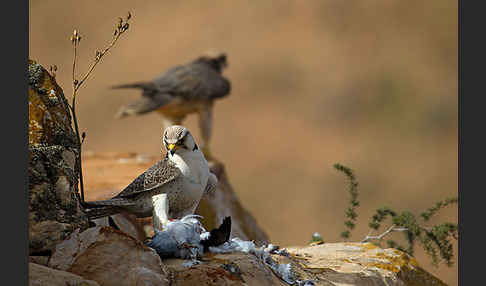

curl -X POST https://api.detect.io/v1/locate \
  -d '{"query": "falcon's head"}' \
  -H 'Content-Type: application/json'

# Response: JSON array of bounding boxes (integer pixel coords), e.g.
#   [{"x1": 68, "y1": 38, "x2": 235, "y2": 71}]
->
[
  {"x1": 163, "y1": 125, "x2": 198, "y2": 156},
  {"x1": 195, "y1": 51, "x2": 228, "y2": 73}
]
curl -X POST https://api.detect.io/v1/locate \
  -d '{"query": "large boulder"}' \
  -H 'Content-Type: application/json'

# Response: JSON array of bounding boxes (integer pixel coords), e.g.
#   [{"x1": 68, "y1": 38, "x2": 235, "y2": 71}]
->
[
  {"x1": 91, "y1": 212, "x2": 147, "y2": 242},
  {"x1": 29, "y1": 263, "x2": 100, "y2": 286},
  {"x1": 165, "y1": 252, "x2": 286, "y2": 286},
  {"x1": 28, "y1": 59, "x2": 88, "y2": 255},
  {"x1": 29, "y1": 59, "x2": 76, "y2": 147},
  {"x1": 163, "y1": 242, "x2": 448, "y2": 286},
  {"x1": 48, "y1": 226, "x2": 170, "y2": 286},
  {"x1": 282, "y1": 243, "x2": 448, "y2": 286}
]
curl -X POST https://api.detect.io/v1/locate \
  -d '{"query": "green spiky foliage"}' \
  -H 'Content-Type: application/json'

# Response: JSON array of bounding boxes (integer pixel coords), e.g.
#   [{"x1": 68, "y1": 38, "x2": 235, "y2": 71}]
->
[
  {"x1": 333, "y1": 163, "x2": 359, "y2": 240},
  {"x1": 334, "y1": 163, "x2": 458, "y2": 267}
]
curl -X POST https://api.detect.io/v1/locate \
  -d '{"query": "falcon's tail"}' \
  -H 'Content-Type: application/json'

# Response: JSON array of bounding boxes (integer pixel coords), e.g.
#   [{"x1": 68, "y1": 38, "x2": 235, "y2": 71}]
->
[
  {"x1": 84, "y1": 197, "x2": 132, "y2": 207},
  {"x1": 112, "y1": 81, "x2": 171, "y2": 119},
  {"x1": 84, "y1": 206, "x2": 123, "y2": 220}
]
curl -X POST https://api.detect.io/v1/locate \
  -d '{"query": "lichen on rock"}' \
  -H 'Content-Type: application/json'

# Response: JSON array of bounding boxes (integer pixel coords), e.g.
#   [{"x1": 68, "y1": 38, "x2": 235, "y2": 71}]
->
[
  {"x1": 28, "y1": 59, "x2": 75, "y2": 147},
  {"x1": 283, "y1": 243, "x2": 448, "y2": 286},
  {"x1": 28, "y1": 59, "x2": 88, "y2": 254}
]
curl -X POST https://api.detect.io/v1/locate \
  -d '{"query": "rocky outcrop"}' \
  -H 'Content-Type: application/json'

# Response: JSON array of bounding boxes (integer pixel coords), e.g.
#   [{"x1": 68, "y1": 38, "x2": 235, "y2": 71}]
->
[
  {"x1": 91, "y1": 213, "x2": 147, "y2": 242},
  {"x1": 163, "y1": 242, "x2": 448, "y2": 286},
  {"x1": 29, "y1": 263, "x2": 100, "y2": 286},
  {"x1": 165, "y1": 252, "x2": 286, "y2": 285},
  {"x1": 28, "y1": 59, "x2": 88, "y2": 255},
  {"x1": 28, "y1": 59, "x2": 76, "y2": 147},
  {"x1": 47, "y1": 228, "x2": 447, "y2": 286},
  {"x1": 283, "y1": 243, "x2": 448, "y2": 286},
  {"x1": 48, "y1": 226, "x2": 169, "y2": 286}
]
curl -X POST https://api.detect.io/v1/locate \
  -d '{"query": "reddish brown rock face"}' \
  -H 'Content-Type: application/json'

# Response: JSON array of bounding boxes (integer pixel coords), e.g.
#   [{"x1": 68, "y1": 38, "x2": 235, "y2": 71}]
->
[
  {"x1": 49, "y1": 226, "x2": 169, "y2": 286},
  {"x1": 29, "y1": 263, "x2": 100, "y2": 286}
]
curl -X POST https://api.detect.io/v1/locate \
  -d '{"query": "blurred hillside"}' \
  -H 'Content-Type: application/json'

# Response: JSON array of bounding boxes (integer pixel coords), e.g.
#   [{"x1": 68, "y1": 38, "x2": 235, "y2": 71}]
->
[{"x1": 29, "y1": 1, "x2": 457, "y2": 285}]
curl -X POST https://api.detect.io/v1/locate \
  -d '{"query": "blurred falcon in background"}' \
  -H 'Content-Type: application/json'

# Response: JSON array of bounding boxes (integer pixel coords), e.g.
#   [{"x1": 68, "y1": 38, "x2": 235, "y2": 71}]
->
[{"x1": 113, "y1": 51, "x2": 231, "y2": 158}]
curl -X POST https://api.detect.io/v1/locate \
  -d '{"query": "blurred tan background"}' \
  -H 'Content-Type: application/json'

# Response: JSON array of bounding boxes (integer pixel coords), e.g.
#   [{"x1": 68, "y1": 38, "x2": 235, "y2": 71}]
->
[{"x1": 29, "y1": 1, "x2": 458, "y2": 284}]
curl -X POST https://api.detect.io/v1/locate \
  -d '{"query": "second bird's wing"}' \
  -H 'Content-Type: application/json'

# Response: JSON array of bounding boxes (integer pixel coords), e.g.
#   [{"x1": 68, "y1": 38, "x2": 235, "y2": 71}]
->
[{"x1": 152, "y1": 63, "x2": 231, "y2": 101}]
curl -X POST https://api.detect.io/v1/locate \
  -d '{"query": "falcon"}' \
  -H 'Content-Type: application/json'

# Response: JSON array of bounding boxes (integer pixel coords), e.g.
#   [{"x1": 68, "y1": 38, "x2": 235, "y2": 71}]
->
[
  {"x1": 84, "y1": 125, "x2": 218, "y2": 231},
  {"x1": 113, "y1": 51, "x2": 231, "y2": 158}
]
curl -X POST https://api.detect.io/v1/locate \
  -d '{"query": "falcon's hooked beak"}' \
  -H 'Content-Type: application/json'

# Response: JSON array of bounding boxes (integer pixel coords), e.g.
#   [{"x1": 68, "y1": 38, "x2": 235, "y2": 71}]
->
[{"x1": 168, "y1": 144, "x2": 177, "y2": 155}]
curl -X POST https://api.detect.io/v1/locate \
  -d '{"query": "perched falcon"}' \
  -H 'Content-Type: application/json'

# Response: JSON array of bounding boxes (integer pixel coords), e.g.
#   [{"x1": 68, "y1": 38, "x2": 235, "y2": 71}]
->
[
  {"x1": 84, "y1": 125, "x2": 218, "y2": 231},
  {"x1": 113, "y1": 52, "x2": 231, "y2": 158}
]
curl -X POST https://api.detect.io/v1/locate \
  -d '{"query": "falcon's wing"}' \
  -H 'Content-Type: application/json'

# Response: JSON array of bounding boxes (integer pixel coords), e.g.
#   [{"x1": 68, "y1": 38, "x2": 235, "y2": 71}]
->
[
  {"x1": 114, "y1": 159, "x2": 182, "y2": 199},
  {"x1": 152, "y1": 63, "x2": 231, "y2": 100},
  {"x1": 204, "y1": 172, "x2": 218, "y2": 196}
]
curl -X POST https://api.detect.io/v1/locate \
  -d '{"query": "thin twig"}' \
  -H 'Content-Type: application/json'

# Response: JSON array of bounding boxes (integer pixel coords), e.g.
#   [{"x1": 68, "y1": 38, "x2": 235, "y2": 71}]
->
[
  {"x1": 68, "y1": 14, "x2": 131, "y2": 205},
  {"x1": 72, "y1": 32, "x2": 77, "y2": 92},
  {"x1": 364, "y1": 228, "x2": 374, "y2": 240},
  {"x1": 361, "y1": 225, "x2": 408, "y2": 243},
  {"x1": 70, "y1": 30, "x2": 85, "y2": 203},
  {"x1": 75, "y1": 33, "x2": 122, "y2": 91}
]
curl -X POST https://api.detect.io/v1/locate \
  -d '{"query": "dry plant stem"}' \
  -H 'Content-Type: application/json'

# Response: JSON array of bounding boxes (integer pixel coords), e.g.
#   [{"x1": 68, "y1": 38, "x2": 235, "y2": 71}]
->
[
  {"x1": 75, "y1": 33, "x2": 121, "y2": 92},
  {"x1": 361, "y1": 225, "x2": 408, "y2": 243},
  {"x1": 68, "y1": 22, "x2": 129, "y2": 205},
  {"x1": 70, "y1": 39, "x2": 86, "y2": 204}
]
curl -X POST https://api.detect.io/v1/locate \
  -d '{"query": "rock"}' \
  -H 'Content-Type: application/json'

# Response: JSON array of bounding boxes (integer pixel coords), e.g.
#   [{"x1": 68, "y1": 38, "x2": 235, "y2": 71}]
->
[
  {"x1": 91, "y1": 212, "x2": 147, "y2": 242},
  {"x1": 28, "y1": 59, "x2": 76, "y2": 147},
  {"x1": 29, "y1": 256, "x2": 50, "y2": 266},
  {"x1": 65, "y1": 235, "x2": 445, "y2": 286},
  {"x1": 29, "y1": 263, "x2": 100, "y2": 286},
  {"x1": 29, "y1": 147, "x2": 89, "y2": 254},
  {"x1": 28, "y1": 59, "x2": 88, "y2": 255},
  {"x1": 164, "y1": 252, "x2": 286, "y2": 286},
  {"x1": 280, "y1": 242, "x2": 448, "y2": 286},
  {"x1": 109, "y1": 213, "x2": 147, "y2": 242},
  {"x1": 159, "y1": 242, "x2": 448, "y2": 286},
  {"x1": 49, "y1": 226, "x2": 169, "y2": 286}
]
